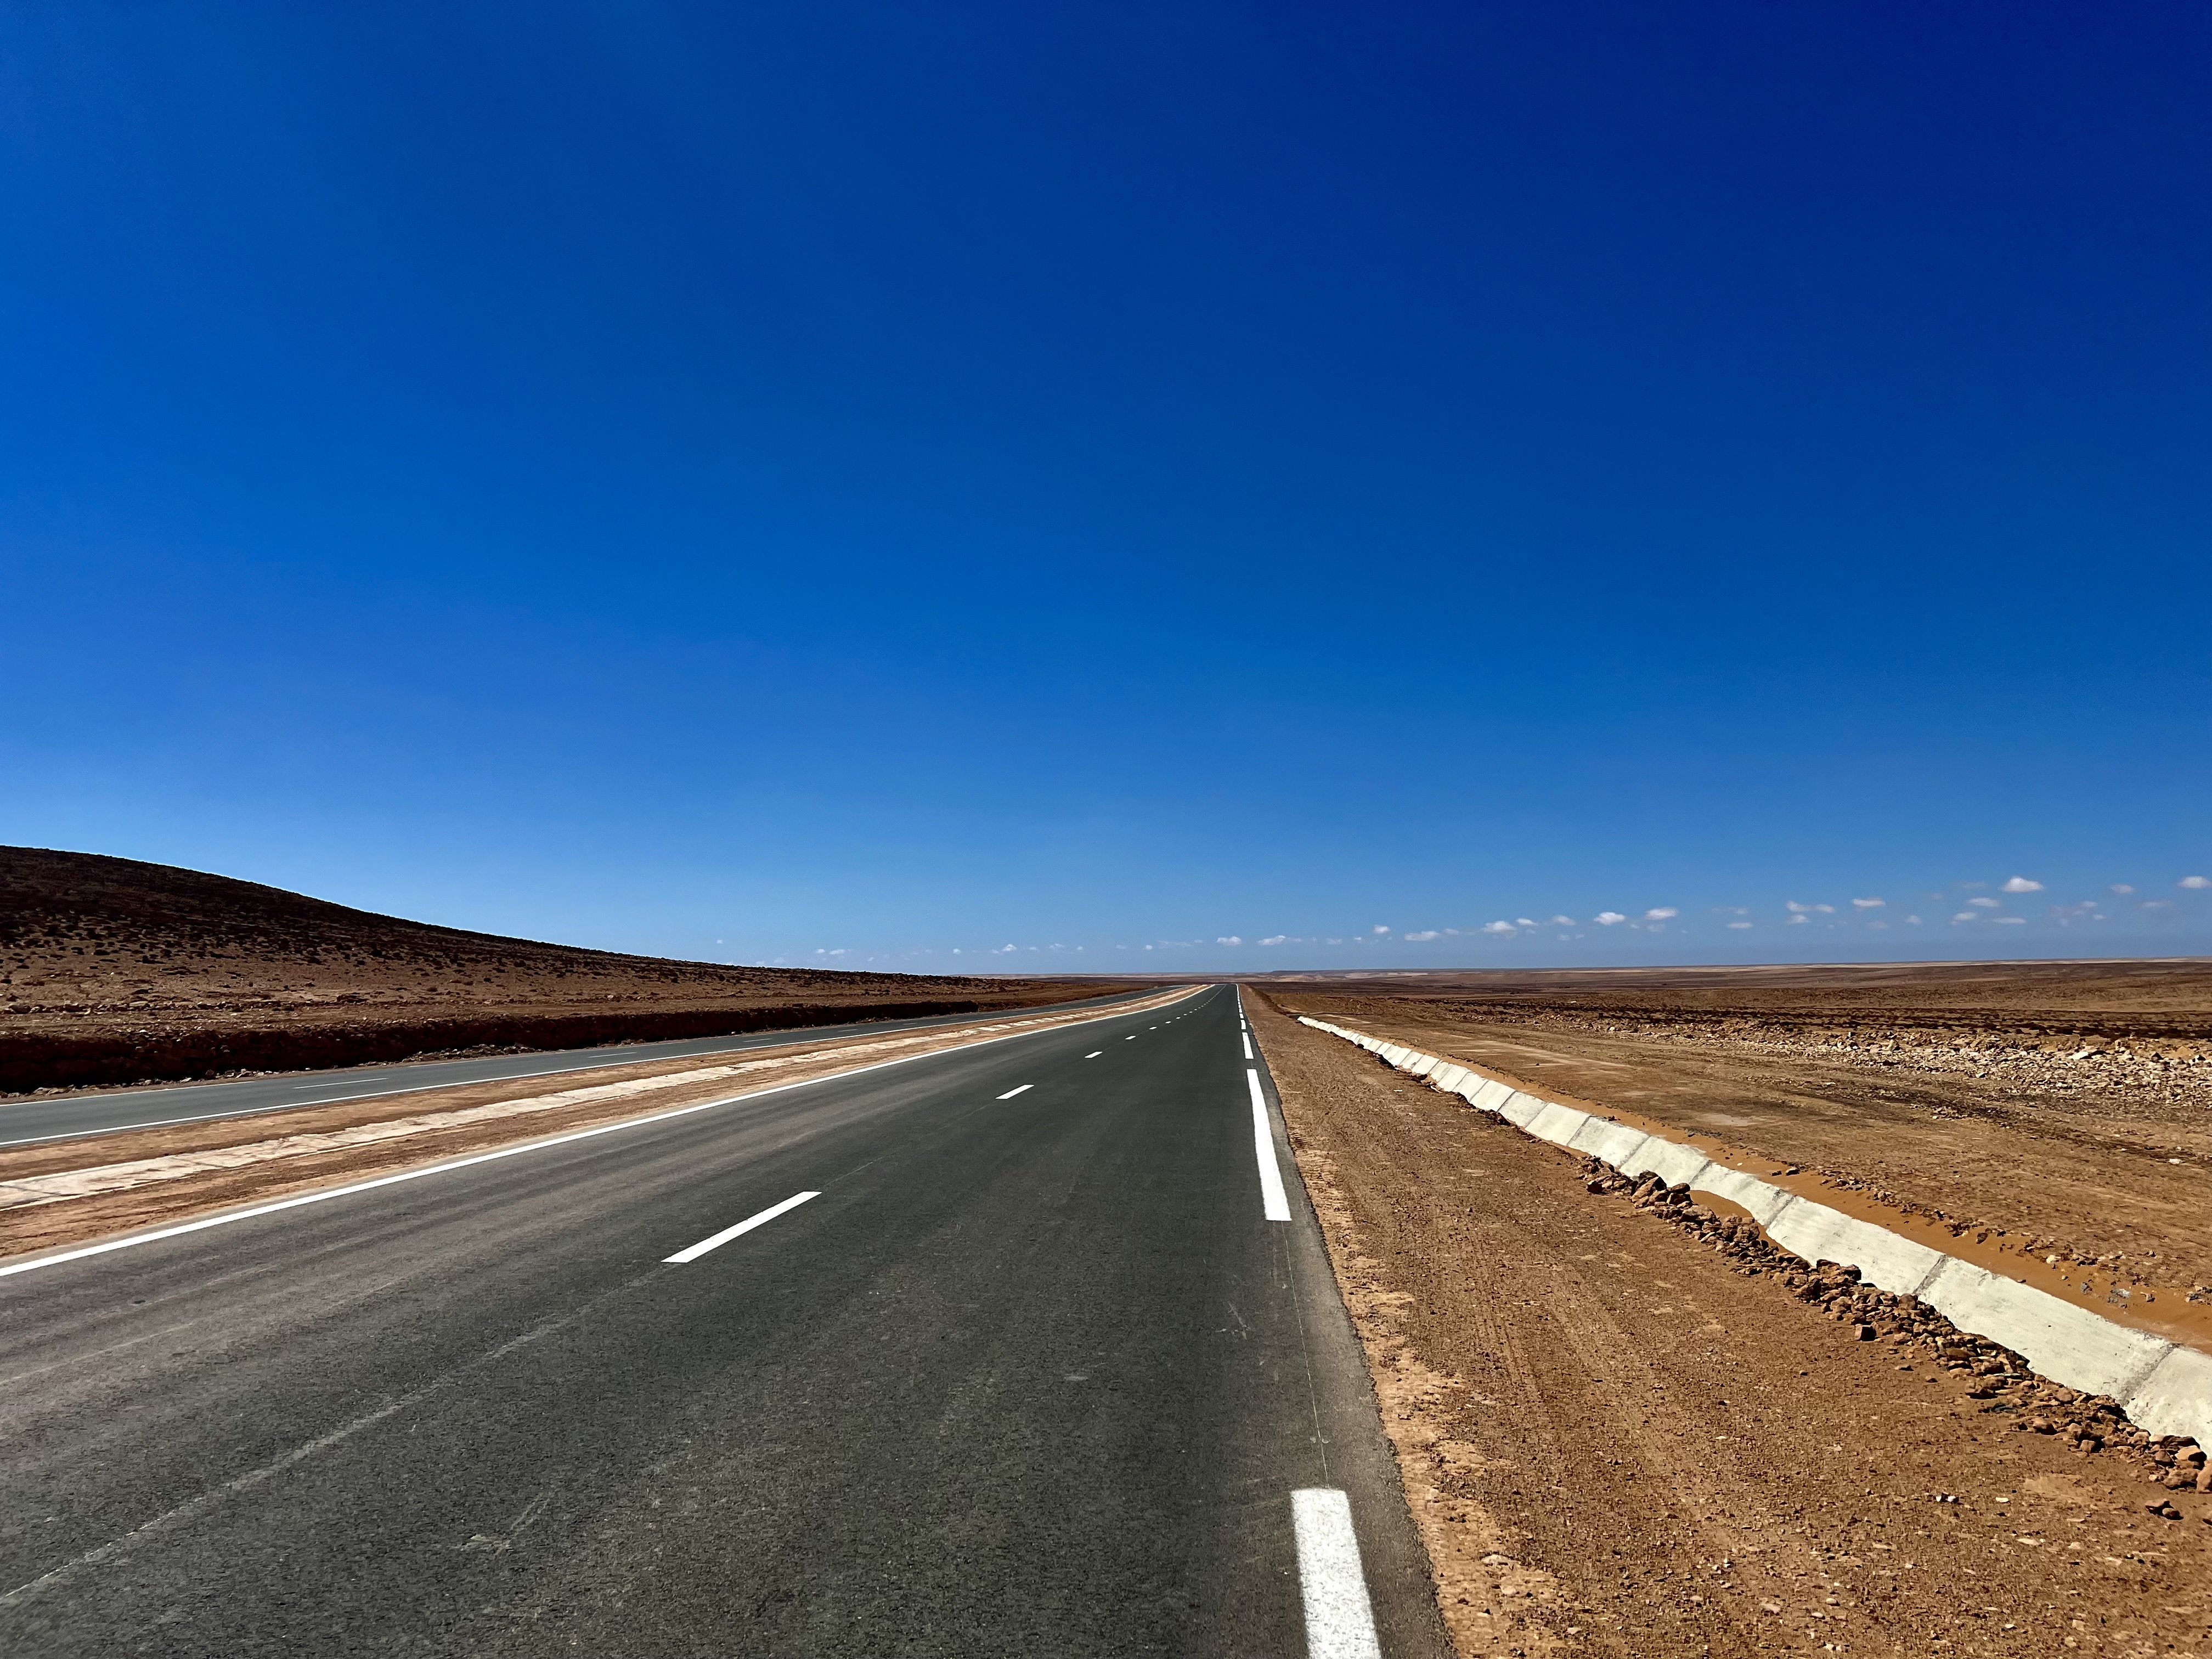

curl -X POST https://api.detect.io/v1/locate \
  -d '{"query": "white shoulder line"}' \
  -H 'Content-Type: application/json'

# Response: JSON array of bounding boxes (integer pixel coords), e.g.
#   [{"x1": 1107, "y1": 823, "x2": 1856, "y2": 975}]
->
[
  {"x1": 0, "y1": 988, "x2": 1206, "y2": 1280},
  {"x1": 1291, "y1": 1488, "x2": 1382, "y2": 1659},
  {"x1": 1249, "y1": 1069, "x2": 1291, "y2": 1222},
  {"x1": 1294, "y1": 1015, "x2": 2212, "y2": 1447}
]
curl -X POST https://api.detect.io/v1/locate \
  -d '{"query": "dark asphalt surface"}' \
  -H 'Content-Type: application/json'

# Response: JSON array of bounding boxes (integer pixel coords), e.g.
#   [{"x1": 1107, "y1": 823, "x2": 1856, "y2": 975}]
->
[
  {"x1": 0, "y1": 985, "x2": 1448, "y2": 1657},
  {"x1": 0, "y1": 986, "x2": 1163, "y2": 1152}
]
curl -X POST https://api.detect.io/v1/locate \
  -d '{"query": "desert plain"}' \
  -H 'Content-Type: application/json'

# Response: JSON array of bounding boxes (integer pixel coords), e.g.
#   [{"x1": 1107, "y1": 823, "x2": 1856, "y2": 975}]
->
[{"x1": 1242, "y1": 961, "x2": 2212, "y2": 1657}]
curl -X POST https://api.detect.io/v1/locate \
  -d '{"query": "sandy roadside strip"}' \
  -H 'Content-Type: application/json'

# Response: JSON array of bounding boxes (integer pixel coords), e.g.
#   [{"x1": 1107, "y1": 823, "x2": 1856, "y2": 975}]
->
[
  {"x1": 1268, "y1": 989, "x2": 2212, "y2": 1306},
  {"x1": 1291, "y1": 1008, "x2": 2212, "y2": 1448},
  {"x1": 1272, "y1": 999, "x2": 2212, "y2": 1355},
  {"x1": 0, "y1": 985, "x2": 1198, "y2": 1266},
  {"x1": 1246, "y1": 992, "x2": 2212, "y2": 1659}
]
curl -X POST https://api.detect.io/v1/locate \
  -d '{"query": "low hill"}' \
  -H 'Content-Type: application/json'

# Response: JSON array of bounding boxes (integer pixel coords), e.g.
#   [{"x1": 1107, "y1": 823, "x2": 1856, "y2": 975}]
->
[{"x1": 0, "y1": 847, "x2": 1127, "y2": 1093}]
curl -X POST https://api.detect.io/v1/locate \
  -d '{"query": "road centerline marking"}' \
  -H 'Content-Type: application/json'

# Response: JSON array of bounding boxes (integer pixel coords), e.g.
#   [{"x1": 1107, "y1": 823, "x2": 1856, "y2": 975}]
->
[
  {"x1": 1084, "y1": 1051, "x2": 1102, "y2": 1059},
  {"x1": 995, "y1": 1085, "x2": 1033, "y2": 1099},
  {"x1": 664, "y1": 1191, "x2": 819, "y2": 1263},
  {"x1": 1248, "y1": 1068, "x2": 1291, "y2": 1222},
  {"x1": 1291, "y1": 1488, "x2": 1383, "y2": 1659}
]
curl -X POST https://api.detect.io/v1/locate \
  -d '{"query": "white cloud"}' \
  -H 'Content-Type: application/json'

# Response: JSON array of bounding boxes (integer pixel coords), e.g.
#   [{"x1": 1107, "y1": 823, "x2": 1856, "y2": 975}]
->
[
  {"x1": 1549, "y1": 915, "x2": 1576, "y2": 926},
  {"x1": 2001, "y1": 876, "x2": 2044, "y2": 894},
  {"x1": 1711, "y1": 906, "x2": 1748, "y2": 915},
  {"x1": 2182, "y1": 876, "x2": 2211, "y2": 889},
  {"x1": 2141, "y1": 899, "x2": 2175, "y2": 911},
  {"x1": 1851, "y1": 897, "x2": 1884, "y2": 909},
  {"x1": 1404, "y1": 930, "x2": 1440, "y2": 941},
  {"x1": 1372, "y1": 924, "x2": 1391, "y2": 934},
  {"x1": 1260, "y1": 935, "x2": 1288, "y2": 946},
  {"x1": 1726, "y1": 921, "x2": 1753, "y2": 930},
  {"x1": 2110, "y1": 883, "x2": 2134, "y2": 895},
  {"x1": 1216, "y1": 935, "x2": 1243, "y2": 946},
  {"x1": 1951, "y1": 912, "x2": 1978, "y2": 923},
  {"x1": 1594, "y1": 911, "x2": 1626, "y2": 926},
  {"x1": 1903, "y1": 914, "x2": 1922, "y2": 924},
  {"x1": 1480, "y1": 921, "x2": 1517, "y2": 935},
  {"x1": 1787, "y1": 913, "x2": 1809, "y2": 925},
  {"x1": 1786, "y1": 901, "x2": 1836, "y2": 914},
  {"x1": 1993, "y1": 916, "x2": 2027, "y2": 924},
  {"x1": 1644, "y1": 907, "x2": 1678, "y2": 921},
  {"x1": 1966, "y1": 896, "x2": 2000, "y2": 909}
]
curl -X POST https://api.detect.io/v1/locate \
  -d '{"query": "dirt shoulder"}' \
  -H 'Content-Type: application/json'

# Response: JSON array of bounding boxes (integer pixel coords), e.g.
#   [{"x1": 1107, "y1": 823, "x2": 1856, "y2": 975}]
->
[
  {"x1": 0, "y1": 987, "x2": 1196, "y2": 1265},
  {"x1": 1248, "y1": 993, "x2": 2212, "y2": 1659},
  {"x1": 1259, "y1": 968, "x2": 2212, "y2": 1308}
]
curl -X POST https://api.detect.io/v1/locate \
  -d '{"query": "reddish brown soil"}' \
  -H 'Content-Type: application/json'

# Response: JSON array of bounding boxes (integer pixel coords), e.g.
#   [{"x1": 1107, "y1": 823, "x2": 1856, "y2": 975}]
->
[
  {"x1": 1248, "y1": 995, "x2": 2212, "y2": 1659},
  {"x1": 1251, "y1": 961, "x2": 2212, "y2": 1303},
  {"x1": 0, "y1": 848, "x2": 1144, "y2": 1094}
]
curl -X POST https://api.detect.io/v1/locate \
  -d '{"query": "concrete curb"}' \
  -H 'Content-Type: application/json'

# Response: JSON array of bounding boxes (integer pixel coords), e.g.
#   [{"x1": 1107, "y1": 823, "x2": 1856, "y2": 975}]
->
[{"x1": 1294, "y1": 1014, "x2": 2212, "y2": 1446}]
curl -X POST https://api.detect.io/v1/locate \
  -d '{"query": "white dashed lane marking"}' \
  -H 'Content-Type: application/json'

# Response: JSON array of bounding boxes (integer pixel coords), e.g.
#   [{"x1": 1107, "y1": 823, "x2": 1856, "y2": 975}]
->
[{"x1": 664, "y1": 1191, "x2": 820, "y2": 1265}]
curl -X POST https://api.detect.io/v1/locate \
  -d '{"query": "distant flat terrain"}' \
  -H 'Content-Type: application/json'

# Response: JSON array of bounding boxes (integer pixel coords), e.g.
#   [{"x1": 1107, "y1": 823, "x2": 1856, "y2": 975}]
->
[
  {"x1": 1249, "y1": 956, "x2": 2212, "y2": 1299},
  {"x1": 0, "y1": 848, "x2": 1128, "y2": 1094}
]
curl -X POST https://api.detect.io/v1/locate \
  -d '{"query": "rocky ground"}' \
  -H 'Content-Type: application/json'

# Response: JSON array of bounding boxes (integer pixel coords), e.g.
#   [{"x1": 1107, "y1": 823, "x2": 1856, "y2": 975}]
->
[
  {"x1": 1246, "y1": 992, "x2": 2212, "y2": 1659},
  {"x1": 1250, "y1": 960, "x2": 2212, "y2": 1313}
]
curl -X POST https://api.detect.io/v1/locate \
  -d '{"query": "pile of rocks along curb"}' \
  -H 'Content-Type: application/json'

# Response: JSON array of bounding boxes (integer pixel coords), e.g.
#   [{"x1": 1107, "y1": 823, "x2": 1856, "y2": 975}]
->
[{"x1": 1579, "y1": 1155, "x2": 2212, "y2": 1521}]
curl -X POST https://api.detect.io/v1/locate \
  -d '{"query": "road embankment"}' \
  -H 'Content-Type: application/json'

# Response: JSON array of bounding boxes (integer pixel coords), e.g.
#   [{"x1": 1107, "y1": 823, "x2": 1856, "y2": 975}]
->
[{"x1": 1245, "y1": 992, "x2": 2212, "y2": 1659}]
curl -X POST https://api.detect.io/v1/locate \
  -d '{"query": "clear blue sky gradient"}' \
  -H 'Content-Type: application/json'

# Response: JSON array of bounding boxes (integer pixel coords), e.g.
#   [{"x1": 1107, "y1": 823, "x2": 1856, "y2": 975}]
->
[{"x1": 4, "y1": 2, "x2": 2208, "y2": 972}]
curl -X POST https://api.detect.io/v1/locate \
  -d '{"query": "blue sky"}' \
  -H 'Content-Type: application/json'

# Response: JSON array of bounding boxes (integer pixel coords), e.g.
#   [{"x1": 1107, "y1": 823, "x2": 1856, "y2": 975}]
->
[{"x1": 3, "y1": 1, "x2": 2207, "y2": 973}]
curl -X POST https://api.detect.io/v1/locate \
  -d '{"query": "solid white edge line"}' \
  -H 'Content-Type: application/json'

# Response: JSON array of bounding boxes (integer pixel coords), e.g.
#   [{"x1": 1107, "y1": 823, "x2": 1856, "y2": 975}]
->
[
  {"x1": 663, "y1": 1190, "x2": 819, "y2": 1263},
  {"x1": 0, "y1": 986, "x2": 1209, "y2": 1280},
  {"x1": 1249, "y1": 1068, "x2": 1291, "y2": 1222},
  {"x1": 1291, "y1": 1488, "x2": 1383, "y2": 1659},
  {"x1": 996, "y1": 1084, "x2": 1033, "y2": 1099}
]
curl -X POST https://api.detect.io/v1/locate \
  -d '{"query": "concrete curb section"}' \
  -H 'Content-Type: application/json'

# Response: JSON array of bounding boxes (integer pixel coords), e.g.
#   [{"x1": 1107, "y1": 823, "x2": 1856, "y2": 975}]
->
[{"x1": 1294, "y1": 1015, "x2": 2212, "y2": 1447}]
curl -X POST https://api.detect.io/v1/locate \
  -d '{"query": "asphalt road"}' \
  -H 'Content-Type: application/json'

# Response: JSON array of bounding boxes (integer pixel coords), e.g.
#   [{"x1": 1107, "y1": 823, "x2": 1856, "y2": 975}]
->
[
  {"x1": 0, "y1": 985, "x2": 1447, "y2": 1657},
  {"x1": 0, "y1": 986, "x2": 1164, "y2": 1152}
]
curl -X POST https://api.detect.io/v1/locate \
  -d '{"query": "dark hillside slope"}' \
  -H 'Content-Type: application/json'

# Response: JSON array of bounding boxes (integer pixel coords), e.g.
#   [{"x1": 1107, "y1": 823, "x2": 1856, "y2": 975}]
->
[{"x1": 0, "y1": 848, "x2": 1124, "y2": 1093}]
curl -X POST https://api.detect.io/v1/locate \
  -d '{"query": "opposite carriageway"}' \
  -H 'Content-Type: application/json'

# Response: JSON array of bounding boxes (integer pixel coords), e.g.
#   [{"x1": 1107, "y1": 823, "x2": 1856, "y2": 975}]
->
[{"x1": 0, "y1": 985, "x2": 1172, "y2": 1153}]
